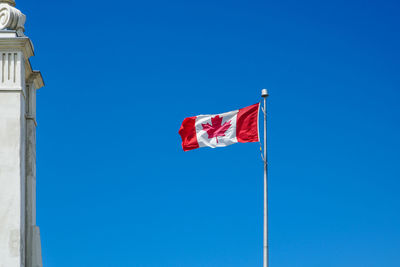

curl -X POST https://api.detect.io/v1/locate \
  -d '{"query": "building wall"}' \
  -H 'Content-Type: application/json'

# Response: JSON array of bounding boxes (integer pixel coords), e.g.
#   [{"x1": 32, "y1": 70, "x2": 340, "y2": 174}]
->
[{"x1": 0, "y1": 91, "x2": 26, "y2": 267}]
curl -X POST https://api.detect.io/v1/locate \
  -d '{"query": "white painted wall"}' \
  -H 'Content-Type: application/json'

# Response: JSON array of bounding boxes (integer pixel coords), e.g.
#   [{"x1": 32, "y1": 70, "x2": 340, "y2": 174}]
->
[
  {"x1": 0, "y1": 92, "x2": 25, "y2": 267},
  {"x1": 0, "y1": 31, "x2": 43, "y2": 267}
]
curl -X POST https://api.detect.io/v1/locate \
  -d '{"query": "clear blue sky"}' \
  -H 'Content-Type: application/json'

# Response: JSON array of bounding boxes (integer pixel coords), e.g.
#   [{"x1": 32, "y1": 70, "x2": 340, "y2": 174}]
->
[{"x1": 20, "y1": 0, "x2": 400, "y2": 266}]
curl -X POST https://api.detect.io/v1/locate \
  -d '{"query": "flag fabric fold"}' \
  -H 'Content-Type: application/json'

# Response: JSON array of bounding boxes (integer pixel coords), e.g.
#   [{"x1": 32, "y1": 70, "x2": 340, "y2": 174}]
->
[{"x1": 179, "y1": 103, "x2": 260, "y2": 151}]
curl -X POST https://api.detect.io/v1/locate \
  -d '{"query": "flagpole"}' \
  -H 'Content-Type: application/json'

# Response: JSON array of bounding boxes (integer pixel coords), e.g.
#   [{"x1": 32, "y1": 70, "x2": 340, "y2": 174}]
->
[{"x1": 261, "y1": 89, "x2": 269, "y2": 267}]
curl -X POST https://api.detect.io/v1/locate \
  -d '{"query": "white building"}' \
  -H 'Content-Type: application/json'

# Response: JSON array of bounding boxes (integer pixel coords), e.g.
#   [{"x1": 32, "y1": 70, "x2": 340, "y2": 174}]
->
[{"x1": 0, "y1": 0, "x2": 44, "y2": 266}]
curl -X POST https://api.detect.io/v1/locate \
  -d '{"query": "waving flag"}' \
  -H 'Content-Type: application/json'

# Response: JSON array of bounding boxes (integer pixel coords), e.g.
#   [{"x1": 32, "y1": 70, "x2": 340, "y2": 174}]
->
[{"x1": 178, "y1": 103, "x2": 260, "y2": 151}]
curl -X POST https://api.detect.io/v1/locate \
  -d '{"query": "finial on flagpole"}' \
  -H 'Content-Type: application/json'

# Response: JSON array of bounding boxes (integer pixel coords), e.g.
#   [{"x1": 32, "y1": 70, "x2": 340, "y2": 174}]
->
[{"x1": 261, "y1": 89, "x2": 269, "y2": 98}]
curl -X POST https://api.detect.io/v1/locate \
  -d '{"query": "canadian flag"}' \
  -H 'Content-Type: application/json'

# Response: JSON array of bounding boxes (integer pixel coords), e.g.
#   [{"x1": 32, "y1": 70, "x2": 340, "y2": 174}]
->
[{"x1": 179, "y1": 103, "x2": 260, "y2": 151}]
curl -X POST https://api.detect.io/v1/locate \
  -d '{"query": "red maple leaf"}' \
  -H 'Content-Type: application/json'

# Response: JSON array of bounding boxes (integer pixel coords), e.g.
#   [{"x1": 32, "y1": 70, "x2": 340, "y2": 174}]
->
[{"x1": 202, "y1": 115, "x2": 232, "y2": 143}]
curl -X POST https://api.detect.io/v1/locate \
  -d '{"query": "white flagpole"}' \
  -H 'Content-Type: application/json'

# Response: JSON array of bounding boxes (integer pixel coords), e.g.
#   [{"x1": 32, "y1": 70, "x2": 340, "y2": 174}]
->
[{"x1": 261, "y1": 89, "x2": 269, "y2": 267}]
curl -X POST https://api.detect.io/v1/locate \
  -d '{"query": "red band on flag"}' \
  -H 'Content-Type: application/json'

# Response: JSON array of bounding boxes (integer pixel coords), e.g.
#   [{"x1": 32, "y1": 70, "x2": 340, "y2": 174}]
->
[
  {"x1": 178, "y1": 116, "x2": 199, "y2": 151},
  {"x1": 236, "y1": 103, "x2": 260, "y2": 143}
]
